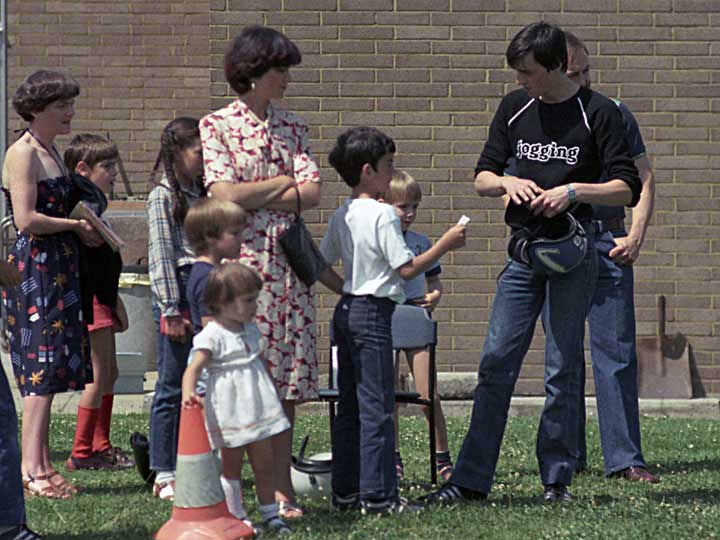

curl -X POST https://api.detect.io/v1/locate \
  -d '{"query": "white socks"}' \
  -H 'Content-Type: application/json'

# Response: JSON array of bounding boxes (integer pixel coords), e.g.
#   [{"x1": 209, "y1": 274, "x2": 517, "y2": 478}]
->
[{"x1": 221, "y1": 476, "x2": 247, "y2": 521}]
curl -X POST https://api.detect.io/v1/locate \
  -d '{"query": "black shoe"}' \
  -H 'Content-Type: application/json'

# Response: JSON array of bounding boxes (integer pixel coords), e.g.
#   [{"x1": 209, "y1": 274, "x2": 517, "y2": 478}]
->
[
  {"x1": 361, "y1": 497, "x2": 422, "y2": 516},
  {"x1": 0, "y1": 524, "x2": 44, "y2": 540},
  {"x1": 419, "y1": 483, "x2": 487, "y2": 506},
  {"x1": 331, "y1": 493, "x2": 361, "y2": 511},
  {"x1": 542, "y1": 483, "x2": 573, "y2": 503}
]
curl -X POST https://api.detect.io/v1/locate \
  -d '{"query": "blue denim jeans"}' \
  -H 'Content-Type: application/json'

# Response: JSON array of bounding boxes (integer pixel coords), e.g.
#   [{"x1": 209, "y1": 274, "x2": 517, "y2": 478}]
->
[
  {"x1": 0, "y1": 364, "x2": 24, "y2": 526},
  {"x1": 579, "y1": 228, "x2": 645, "y2": 475},
  {"x1": 451, "y1": 241, "x2": 597, "y2": 494},
  {"x1": 331, "y1": 295, "x2": 398, "y2": 502},
  {"x1": 149, "y1": 266, "x2": 193, "y2": 473}
]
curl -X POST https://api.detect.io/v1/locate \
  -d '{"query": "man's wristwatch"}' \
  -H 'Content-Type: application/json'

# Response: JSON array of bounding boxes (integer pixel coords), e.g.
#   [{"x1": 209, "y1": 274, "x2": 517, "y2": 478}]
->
[{"x1": 566, "y1": 183, "x2": 577, "y2": 204}]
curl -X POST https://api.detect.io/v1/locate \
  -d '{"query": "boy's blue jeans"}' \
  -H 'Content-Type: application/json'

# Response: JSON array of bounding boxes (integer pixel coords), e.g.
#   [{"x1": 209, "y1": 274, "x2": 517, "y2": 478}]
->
[
  {"x1": 451, "y1": 241, "x2": 597, "y2": 494},
  {"x1": 149, "y1": 266, "x2": 193, "y2": 474},
  {"x1": 331, "y1": 295, "x2": 398, "y2": 502},
  {"x1": 0, "y1": 363, "x2": 24, "y2": 526},
  {"x1": 578, "y1": 227, "x2": 645, "y2": 475}
]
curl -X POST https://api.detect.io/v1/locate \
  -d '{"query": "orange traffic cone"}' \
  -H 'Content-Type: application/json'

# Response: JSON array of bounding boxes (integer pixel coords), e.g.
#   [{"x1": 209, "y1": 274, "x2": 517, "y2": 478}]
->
[{"x1": 155, "y1": 403, "x2": 254, "y2": 540}]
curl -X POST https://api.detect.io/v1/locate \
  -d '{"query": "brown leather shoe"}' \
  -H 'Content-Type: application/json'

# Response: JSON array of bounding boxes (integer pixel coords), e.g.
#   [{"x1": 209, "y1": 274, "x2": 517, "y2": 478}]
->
[
  {"x1": 66, "y1": 452, "x2": 116, "y2": 471},
  {"x1": 621, "y1": 466, "x2": 660, "y2": 484}
]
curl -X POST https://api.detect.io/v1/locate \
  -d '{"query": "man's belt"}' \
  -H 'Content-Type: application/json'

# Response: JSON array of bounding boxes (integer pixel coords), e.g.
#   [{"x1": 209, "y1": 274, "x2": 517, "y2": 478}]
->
[{"x1": 591, "y1": 217, "x2": 625, "y2": 233}]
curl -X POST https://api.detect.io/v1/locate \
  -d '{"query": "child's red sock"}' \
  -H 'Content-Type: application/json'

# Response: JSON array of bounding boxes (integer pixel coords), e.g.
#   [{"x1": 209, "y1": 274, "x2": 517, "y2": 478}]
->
[
  {"x1": 71, "y1": 406, "x2": 99, "y2": 459},
  {"x1": 92, "y1": 394, "x2": 114, "y2": 453}
]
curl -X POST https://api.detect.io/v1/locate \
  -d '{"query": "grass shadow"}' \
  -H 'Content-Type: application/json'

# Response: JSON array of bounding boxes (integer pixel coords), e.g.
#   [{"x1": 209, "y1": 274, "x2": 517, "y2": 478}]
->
[
  {"x1": 648, "y1": 489, "x2": 720, "y2": 505},
  {"x1": 45, "y1": 525, "x2": 156, "y2": 540},
  {"x1": 658, "y1": 459, "x2": 720, "y2": 474}
]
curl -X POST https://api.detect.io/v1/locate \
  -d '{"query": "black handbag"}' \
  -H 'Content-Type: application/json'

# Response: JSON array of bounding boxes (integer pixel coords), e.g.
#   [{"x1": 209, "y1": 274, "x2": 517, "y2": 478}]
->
[{"x1": 278, "y1": 186, "x2": 328, "y2": 286}]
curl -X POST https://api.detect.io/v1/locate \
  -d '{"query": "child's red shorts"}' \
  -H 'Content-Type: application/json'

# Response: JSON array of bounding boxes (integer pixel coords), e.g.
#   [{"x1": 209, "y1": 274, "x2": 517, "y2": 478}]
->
[{"x1": 87, "y1": 296, "x2": 114, "y2": 333}]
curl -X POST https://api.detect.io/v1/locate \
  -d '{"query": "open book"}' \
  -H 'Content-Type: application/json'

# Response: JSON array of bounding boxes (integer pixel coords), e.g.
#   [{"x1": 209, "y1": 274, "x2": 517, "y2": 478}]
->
[{"x1": 69, "y1": 201, "x2": 126, "y2": 252}]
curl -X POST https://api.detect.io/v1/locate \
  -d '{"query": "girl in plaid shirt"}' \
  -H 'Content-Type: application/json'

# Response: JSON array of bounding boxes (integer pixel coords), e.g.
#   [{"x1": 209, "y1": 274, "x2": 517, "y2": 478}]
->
[{"x1": 146, "y1": 117, "x2": 205, "y2": 501}]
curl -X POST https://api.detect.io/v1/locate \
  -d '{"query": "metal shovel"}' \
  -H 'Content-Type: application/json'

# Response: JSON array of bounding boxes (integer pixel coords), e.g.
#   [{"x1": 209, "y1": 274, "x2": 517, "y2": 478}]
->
[{"x1": 637, "y1": 295, "x2": 692, "y2": 399}]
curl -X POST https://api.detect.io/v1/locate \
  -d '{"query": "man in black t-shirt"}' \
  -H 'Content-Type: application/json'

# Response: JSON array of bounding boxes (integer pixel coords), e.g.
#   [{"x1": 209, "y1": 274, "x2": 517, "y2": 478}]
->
[{"x1": 423, "y1": 21, "x2": 641, "y2": 505}]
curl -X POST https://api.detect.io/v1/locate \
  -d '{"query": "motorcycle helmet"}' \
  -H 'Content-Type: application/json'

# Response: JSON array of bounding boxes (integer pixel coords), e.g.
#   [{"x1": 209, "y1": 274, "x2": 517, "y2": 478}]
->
[
  {"x1": 291, "y1": 435, "x2": 332, "y2": 500},
  {"x1": 505, "y1": 203, "x2": 588, "y2": 274}
]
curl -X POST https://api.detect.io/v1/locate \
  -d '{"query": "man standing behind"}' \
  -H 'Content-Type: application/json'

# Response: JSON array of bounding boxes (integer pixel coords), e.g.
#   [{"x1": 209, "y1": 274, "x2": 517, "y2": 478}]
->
[
  {"x1": 422, "y1": 21, "x2": 641, "y2": 505},
  {"x1": 564, "y1": 31, "x2": 659, "y2": 483}
]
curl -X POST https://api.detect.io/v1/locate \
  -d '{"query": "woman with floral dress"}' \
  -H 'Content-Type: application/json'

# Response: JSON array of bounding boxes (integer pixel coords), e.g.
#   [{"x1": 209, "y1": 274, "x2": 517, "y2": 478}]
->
[
  {"x1": 2, "y1": 70, "x2": 101, "y2": 499},
  {"x1": 200, "y1": 26, "x2": 321, "y2": 518}
]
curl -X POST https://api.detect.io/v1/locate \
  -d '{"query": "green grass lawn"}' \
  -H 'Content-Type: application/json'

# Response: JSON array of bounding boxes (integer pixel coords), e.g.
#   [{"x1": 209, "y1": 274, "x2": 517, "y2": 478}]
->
[{"x1": 25, "y1": 412, "x2": 720, "y2": 540}]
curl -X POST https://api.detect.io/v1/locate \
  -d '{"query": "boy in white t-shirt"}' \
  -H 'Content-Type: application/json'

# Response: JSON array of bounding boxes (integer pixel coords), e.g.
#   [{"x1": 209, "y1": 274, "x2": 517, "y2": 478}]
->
[{"x1": 320, "y1": 127, "x2": 466, "y2": 515}]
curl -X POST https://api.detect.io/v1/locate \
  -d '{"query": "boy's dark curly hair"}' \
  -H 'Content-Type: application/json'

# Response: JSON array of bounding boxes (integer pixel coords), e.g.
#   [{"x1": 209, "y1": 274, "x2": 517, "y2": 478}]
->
[{"x1": 328, "y1": 127, "x2": 396, "y2": 188}]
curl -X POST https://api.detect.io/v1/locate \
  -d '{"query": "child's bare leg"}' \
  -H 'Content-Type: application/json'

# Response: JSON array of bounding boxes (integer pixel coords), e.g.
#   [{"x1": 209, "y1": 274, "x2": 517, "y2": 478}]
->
[
  {"x1": 220, "y1": 447, "x2": 247, "y2": 520},
  {"x1": 393, "y1": 350, "x2": 401, "y2": 452},
  {"x1": 407, "y1": 348, "x2": 449, "y2": 452},
  {"x1": 272, "y1": 401, "x2": 296, "y2": 506},
  {"x1": 393, "y1": 351, "x2": 405, "y2": 479},
  {"x1": 248, "y1": 436, "x2": 289, "y2": 532},
  {"x1": 246, "y1": 438, "x2": 275, "y2": 505}
]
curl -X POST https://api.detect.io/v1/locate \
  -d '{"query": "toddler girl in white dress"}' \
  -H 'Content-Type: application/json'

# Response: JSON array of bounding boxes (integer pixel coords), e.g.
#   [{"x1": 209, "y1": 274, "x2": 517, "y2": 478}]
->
[{"x1": 182, "y1": 262, "x2": 291, "y2": 534}]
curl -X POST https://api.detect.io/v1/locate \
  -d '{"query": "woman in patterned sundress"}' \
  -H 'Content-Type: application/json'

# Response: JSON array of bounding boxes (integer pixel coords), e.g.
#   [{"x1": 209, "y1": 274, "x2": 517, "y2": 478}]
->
[
  {"x1": 2, "y1": 71, "x2": 102, "y2": 500},
  {"x1": 200, "y1": 26, "x2": 322, "y2": 518}
]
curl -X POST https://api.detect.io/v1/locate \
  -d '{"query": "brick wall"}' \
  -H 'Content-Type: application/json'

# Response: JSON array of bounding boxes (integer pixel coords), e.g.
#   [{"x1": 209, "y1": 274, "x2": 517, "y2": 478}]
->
[
  {"x1": 6, "y1": 0, "x2": 211, "y2": 194},
  {"x1": 6, "y1": 1, "x2": 720, "y2": 395},
  {"x1": 208, "y1": 1, "x2": 720, "y2": 396}
]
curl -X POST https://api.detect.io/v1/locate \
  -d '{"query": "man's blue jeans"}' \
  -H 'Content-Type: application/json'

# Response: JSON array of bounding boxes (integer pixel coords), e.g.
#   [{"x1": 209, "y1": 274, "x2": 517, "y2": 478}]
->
[
  {"x1": 149, "y1": 267, "x2": 193, "y2": 473},
  {"x1": 578, "y1": 227, "x2": 645, "y2": 475},
  {"x1": 0, "y1": 364, "x2": 24, "y2": 526},
  {"x1": 451, "y1": 243, "x2": 597, "y2": 494},
  {"x1": 331, "y1": 295, "x2": 398, "y2": 502}
]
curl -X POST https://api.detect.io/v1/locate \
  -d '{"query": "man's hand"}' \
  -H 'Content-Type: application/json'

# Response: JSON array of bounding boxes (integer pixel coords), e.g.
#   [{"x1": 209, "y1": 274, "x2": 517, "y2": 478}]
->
[
  {"x1": 501, "y1": 177, "x2": 544, "y2": 205},
  {"x1": 529, "y1": 185, "x2": 571, "y2": 218},
  {"x1": 609, "y1": 235, "x2": 642, "y2": 265},
  {"x1": 161, "y1": 315, "x2": 190, "y2": 343}
]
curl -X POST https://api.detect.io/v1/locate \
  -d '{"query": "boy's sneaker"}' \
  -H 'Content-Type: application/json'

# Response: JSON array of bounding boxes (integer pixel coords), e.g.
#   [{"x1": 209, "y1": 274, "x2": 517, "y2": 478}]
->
[
  {"x1": 331, "y1": 493, "x2": 361, "y2": 511},
  {"x1": 361, "y1": 497, "x2": 422, "y2": 516},
  {"x1": 263, "y1": 516, "x2": 291, "y2": 536},
  {"x1": 542, "y1": 483, "x2": 573, "y2": 503},
  {"x1": 419, "y1": 483, "x2": 487, "y2": 506}
]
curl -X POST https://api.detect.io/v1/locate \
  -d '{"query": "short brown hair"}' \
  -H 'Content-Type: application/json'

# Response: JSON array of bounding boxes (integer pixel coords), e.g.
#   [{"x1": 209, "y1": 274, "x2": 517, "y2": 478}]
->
[
  {"x1": 224, "y1": 26, "x2": 301, "y2": 95},
  {"x1": 64, "y1": 133, "x2": 119, "y2": 172},
  {"x1": 385, "y1": 170, "x2": 422, "y2": 204},
  {"x1": 204, "y1": 263, "x2": 263, "y2": 316},
  {"x1": 564, "y1": 31, "x2": 589, "y2": 54},
  {"x1": 12, "y1": 70, "x2": 80, "y2": 122},
  {"x1": 184, "y1": 197, "x2": 248, "y2": 256}
]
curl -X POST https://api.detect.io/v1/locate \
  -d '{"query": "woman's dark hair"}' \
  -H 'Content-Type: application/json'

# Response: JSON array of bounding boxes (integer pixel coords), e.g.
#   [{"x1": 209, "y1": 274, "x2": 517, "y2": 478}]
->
[
  {"x1": 149, "y1": 117, "x2": 205, "y2": 224},
  {"x1": 224, "y1": 25, "x2": 302, "y2": 95},
  {"x1": 328, "y1": 127, "x2": 396, "y2": 188},
  {"x1": 12, "y1": 70, "x2": 80, "y2": 122},
  {"x1": 506, "y1": 21, "x2": 568, "y2": 73}
]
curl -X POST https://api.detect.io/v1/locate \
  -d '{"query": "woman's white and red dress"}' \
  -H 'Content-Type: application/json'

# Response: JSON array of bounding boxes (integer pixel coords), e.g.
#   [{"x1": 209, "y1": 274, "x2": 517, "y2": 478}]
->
[{"x1": 200, "y1": 100, "x2": 321, "y2": 401}]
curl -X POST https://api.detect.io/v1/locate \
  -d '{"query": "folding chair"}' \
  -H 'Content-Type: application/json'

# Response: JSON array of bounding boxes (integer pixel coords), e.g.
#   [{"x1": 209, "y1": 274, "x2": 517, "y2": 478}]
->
[{"x1": 318, "y1": 303, "x2": 439, "y2": 484}]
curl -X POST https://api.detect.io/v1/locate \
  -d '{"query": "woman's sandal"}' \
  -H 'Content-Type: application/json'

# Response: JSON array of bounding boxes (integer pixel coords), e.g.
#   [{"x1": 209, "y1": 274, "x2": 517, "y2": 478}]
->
[
  {"x1": 278, "y1": 500, "x2": 305, "y2": 520},
  {"x1": 22, "y1": 472, "x2": 71, "y2": 500},
  {"x1": 153, "y1": 480, "x2": 175, "y2": 501},
  {"x1": 47, "y1": 470, "x2": 80, "y2": 496},
  {"x1": 437, "y1": 462, "x2": 455, "y2": 483}
]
